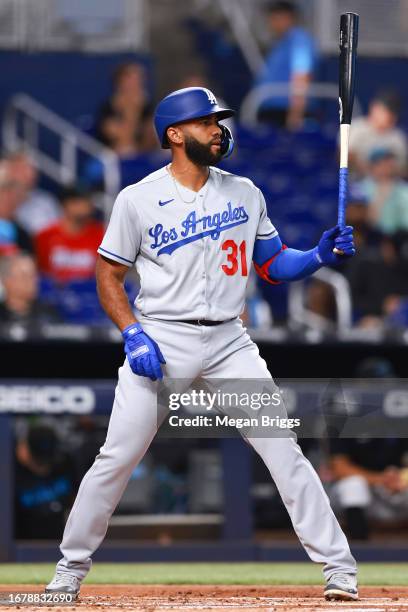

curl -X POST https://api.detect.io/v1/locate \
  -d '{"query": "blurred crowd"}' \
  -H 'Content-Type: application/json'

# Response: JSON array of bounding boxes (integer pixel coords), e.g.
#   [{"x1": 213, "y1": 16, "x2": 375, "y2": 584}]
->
[
  {"x1": 306, "y1": 91, "x2": 408, "y2": 331},
  {"x1": 249, "y1": 1, "x2": 408, "y2": 332},
  {"x1": 1, "y1": 0, "x2": 408, "y2": 333},
  {"x1": 0, "y1": 153, "x2": 107, "y2": 325}
]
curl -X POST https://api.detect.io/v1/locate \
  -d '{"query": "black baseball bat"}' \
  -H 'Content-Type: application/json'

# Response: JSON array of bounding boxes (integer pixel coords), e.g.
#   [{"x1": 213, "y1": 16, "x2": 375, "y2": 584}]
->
[
  {"x1": 339, "y1": 12, "x2": 359, "y2": 127},
  {"x1": 334, "y1": 12, "x2": 359, "y2": 254}
]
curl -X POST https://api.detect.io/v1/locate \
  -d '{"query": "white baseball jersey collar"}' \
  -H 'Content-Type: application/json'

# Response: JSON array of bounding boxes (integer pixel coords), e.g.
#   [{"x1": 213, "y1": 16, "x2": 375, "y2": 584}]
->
[{"x1": 166, "y1": 165, "x2": 219, "y2": 203}]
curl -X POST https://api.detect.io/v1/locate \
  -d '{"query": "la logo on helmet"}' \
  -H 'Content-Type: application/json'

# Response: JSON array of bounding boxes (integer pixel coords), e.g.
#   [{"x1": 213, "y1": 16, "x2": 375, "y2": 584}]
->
[{"x1": 204, "y1": 88, "x2": 217, "y2": 105}]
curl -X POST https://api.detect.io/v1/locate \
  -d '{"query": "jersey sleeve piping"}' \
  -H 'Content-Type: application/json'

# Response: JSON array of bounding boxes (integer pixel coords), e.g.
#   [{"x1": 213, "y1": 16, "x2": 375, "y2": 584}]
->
[
  {"x1": 97, "y1": 246, "x2": 134, "y2": 266},
  {"x1": 256, "y1": 229, "x2": 278, "y2": 240}
]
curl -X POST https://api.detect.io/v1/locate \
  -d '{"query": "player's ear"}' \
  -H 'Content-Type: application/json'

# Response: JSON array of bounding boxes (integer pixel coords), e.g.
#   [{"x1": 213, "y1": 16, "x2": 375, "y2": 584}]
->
[{"x1": 166, "y1": 126, "x2": 184, "y2": 147}]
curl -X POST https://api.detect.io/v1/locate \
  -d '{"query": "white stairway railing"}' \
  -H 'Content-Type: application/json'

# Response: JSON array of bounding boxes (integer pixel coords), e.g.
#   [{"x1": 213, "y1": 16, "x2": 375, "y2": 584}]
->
[
  {"x1": 240, "y1": 82, "x2": 362, "y2": 126},
  {"x1": 2, "y1": 94, "x2": 121, "y2": 215},
  {"x1": 288, "y1": 267, "x2": 353, "y2": 333},
  {"x1": 0, "y1": 0, "x2": 148, "y2": 52}
]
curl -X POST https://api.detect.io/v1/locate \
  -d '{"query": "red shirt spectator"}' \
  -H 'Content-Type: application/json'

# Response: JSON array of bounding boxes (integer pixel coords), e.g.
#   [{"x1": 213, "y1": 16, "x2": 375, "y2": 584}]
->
[{"x1": 35, "y1": 188, "x2": 104, "y2": 283}]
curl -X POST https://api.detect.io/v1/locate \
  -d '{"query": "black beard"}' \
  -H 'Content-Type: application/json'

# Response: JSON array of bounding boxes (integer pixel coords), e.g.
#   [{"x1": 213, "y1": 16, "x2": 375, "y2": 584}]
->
[{"x1": 184, "y1": 135, "x2": 222, "y2": 166}]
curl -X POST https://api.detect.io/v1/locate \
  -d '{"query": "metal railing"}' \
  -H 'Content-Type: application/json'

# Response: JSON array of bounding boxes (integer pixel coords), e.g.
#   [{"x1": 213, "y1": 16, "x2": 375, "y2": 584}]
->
[
  {"x1": 197, "y1": 0, "x2": 408, "y2": 64},
  {"x1": 0, "y1": 0, "x2": 147, "y2": 51},
  {"x1": 288, "y1": 267, "x2": 353, "y2": 333},
  {"x1": 193, "y1": 0, "x2": 264, "y2": 76},
  {"x1": 315, "y1": 0, "x2": 408, "y2": 57},
  {"x1": 217, "y1": 0, "x2": 264, "y2": 75},
  {"x1": 0, "y1": 0, "x2": 27, "y2": 49},
  {"x1": 2, "y1": 94, "x2": 121, "y2": 215},
  {"x1": 240, "y1": 82, "x2": 362, "y2": 126}
]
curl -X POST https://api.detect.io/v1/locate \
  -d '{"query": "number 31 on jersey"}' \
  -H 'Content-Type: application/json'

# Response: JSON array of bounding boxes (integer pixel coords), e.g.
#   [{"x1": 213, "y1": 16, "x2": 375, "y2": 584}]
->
[{"x1": 221, "y1": 240, "x2": 248, "y2": 276}]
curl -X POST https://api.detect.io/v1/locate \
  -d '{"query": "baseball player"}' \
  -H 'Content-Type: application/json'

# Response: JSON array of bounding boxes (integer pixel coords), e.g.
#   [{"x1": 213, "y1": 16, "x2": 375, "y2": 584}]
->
[{"x1": 46, "y1": 87, "x2": 358, "y2": 601}]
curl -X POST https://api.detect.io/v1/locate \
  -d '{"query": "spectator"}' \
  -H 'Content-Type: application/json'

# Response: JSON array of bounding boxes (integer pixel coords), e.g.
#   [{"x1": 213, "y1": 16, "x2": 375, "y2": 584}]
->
[
  {"x1": 0, "y1": 253, "x2": 60, "y2": 324},
  {"x1": 304, "y1": 186, "x2": 383, "y2": 328},
  {"x1": 349, "y1": 91, "x2": 407, "y2": 176},
  {"x1": 0, "y1": 161, "x2": 33, "y2": 255},
  {"x1": 253, "y1": 1, "x2": 318, "y2": 130},
  {"x1": 328, "y1": 436, "x2": 408, "y2": 540},
  {"x1": 97, "y1": 108, "x2": 139, "y2": 156},
  {"x1": 358, "y1": 148, "x2": 408, "y2": 234},
  {"x1": 305, "y1": 278, "x2": 336, "y2": 327},
  {"x1": 83, "y1": 108, "x2": 142, "y2": 190},
  {"x1": 15, "y1": 424, "x2": 76, "y2": 539},
  {"x1": 84, "y1": 62, "x2": 158, "y2": 190},
  {"x1": 35, "y1": 187, "x2": 104, "y2": 284},
  {"x1": 98, "y1": 61, "x2": 155, "y2": 152},
  {"x1": 343, "y1": 184, "x2": 383, "y2": 252},
  {"x1": 346, "y1": 231, "x2": 408, "y2": 328},
  {"x1": 5, "y1": 151, "x2": 60, "y2": 235}
]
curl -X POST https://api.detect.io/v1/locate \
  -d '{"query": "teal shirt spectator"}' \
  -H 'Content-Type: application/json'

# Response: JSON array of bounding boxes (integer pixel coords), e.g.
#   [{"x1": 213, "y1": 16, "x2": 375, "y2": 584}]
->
[
  {"x1": 255, "y1": 26, "x2": 318, "y2": 110},
  {"x1": 360, "y1": 177, "x2": 408, "y2": 234}
]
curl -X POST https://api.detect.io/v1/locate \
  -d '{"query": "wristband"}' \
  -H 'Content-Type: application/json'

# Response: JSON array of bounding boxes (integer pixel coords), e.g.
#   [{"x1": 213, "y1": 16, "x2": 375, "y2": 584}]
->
[{"x1": 122, "y1": 322, "x2": 143, "y2": 340}]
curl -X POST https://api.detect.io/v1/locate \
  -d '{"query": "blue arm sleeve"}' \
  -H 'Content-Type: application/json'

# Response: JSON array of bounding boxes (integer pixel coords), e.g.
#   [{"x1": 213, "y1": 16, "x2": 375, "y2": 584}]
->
[
  {"x1": 253, "y1": 235, "x2": 282, "y2": 263},
  {"x1": 269, "y1": 247, "x2": 322, "y2": 281},
  {"x1": 253, "y1": 237, "x2": 322, "y2": 282}
]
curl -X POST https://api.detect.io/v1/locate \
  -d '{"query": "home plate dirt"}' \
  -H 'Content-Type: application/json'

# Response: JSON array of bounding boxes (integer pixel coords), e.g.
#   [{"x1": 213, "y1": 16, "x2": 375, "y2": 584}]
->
[{"x1": 1, "y1": 585, "x2": 408, "y2": 611}]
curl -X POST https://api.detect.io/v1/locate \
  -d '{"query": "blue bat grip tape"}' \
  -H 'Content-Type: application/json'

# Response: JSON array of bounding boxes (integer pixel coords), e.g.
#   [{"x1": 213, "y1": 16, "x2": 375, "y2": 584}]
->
[{"x1": 338, "y1": 167, "x2": 349, "y2": 228}]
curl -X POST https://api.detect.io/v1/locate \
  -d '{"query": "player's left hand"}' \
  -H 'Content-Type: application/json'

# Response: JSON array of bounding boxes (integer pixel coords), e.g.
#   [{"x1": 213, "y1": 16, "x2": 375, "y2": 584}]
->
[
  {"x1": 122, "y1": 322, "x2": 166, "y2": 381},
  {"x1": 317, "y1": 225, "x2": 355, "y2": 265}
]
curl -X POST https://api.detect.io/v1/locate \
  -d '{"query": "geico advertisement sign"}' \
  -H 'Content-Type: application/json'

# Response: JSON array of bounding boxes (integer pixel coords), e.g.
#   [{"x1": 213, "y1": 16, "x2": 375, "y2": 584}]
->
[{"x1": 0, "y1": 385, "x2": 95, "y2": 413}]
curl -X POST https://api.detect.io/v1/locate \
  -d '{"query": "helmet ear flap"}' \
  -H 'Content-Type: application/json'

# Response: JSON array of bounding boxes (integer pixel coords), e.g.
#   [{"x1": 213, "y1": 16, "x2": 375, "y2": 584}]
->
[{"x1": 220, "y1": 124, "x2": 234, "y2": 159}]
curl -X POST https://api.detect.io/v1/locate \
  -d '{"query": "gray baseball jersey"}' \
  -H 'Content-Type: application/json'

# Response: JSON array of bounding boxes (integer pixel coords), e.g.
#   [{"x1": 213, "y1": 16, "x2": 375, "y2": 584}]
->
[{"x1": 98, "y1": 165, "x2": 277, "y2": 320}]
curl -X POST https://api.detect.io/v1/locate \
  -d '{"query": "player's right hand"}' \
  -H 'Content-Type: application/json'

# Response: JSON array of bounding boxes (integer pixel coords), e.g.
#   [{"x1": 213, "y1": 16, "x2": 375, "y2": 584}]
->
[{"x1": 122, "y1": 323, "x2": 166, "y2": 381}]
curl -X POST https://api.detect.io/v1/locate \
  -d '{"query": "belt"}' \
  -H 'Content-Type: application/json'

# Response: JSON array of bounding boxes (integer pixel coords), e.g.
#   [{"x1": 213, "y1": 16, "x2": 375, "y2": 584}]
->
[{"x1": 177, "y1": 319, "x2": 230, "y2": 326}]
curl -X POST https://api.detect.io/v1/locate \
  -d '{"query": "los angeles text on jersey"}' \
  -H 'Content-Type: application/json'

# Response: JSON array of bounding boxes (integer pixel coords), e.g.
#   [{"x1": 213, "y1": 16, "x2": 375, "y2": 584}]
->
[
  {"x1": 168, "y1": 415, "x2": 301, "y2": 429},
  {"x1": 149, "y1": 202, "x2": 249, "y2": 256}
]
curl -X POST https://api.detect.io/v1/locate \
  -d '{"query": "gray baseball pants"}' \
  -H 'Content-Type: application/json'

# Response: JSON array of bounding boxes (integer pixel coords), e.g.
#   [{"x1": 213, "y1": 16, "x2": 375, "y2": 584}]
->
[{"x1": 55, "y1": 317, "x2": 356, "y2": 581}]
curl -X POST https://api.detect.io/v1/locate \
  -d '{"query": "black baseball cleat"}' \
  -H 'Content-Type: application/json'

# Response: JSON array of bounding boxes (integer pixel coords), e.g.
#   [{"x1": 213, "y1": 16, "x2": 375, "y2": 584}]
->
[
  {"x1": 45, "y1": 571, "x2": 81, "y2": 600},
  {"x1": 324, "y1": 573, "x2": 358, "y2": 601}
]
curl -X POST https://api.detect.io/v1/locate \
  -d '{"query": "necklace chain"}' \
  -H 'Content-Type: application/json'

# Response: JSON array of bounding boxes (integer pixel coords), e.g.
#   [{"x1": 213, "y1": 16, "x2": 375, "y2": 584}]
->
[{"x1": 167, "y1": 164, "x2": 201, "y2": 204}]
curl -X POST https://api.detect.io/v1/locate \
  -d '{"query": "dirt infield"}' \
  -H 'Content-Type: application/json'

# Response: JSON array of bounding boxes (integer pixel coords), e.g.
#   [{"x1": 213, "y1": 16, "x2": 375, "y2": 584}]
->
[{"x1": 1, "y1": 584, "x2": 408, "y2": 611}]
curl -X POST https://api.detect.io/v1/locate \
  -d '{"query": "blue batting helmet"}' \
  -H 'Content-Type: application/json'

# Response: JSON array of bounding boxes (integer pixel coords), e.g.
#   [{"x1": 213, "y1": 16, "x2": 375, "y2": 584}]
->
[{"x1": 154, "y1": 87, "x2": 235, "y2": 157}]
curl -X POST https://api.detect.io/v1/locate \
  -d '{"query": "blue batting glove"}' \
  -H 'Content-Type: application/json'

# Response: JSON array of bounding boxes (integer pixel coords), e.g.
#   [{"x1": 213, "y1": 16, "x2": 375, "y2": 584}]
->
[
  {"x1": 316, "y1": 225, "x2": 356, "y2": 265},
  {"x1": 122, "y1": 323, "x2": 166, "y2": 381}
]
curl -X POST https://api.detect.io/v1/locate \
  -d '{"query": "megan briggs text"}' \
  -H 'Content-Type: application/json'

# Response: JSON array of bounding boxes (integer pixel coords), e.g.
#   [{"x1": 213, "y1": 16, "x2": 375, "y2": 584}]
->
[{"x1": 168, "y1": 415, "x2": 301, "y2": 429}]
